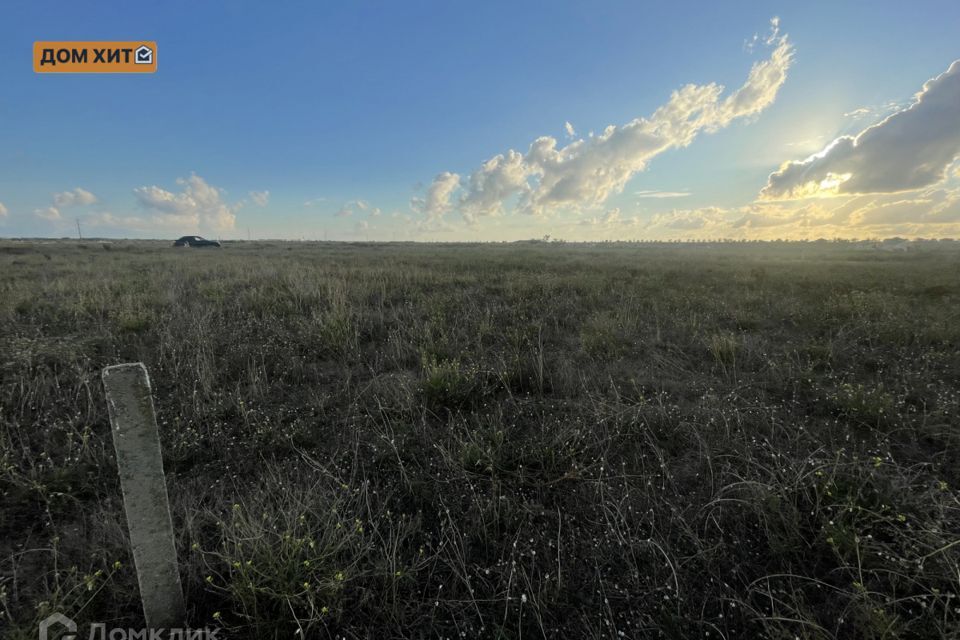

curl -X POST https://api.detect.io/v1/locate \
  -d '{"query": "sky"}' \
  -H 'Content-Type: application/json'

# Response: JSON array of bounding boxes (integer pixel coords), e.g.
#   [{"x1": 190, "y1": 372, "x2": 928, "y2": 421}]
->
[{"x1": 1, "y1": 1, "x2": 959, "y2": 241}]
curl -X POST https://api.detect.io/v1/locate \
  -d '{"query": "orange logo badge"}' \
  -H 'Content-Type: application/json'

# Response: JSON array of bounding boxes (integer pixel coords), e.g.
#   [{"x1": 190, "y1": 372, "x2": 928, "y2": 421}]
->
[{"x1": 34, "y1": 41, "x2": 157, "y2": 73}]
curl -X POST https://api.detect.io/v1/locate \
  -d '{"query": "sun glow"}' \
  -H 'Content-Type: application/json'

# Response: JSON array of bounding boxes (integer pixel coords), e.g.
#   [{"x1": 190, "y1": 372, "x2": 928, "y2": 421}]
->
[
  {"x1": 818, "y1": 172, "x2": 853, "y2": 192},
  {"x1": 769, "y1": 171, "x2": 854, "y2": 200}
]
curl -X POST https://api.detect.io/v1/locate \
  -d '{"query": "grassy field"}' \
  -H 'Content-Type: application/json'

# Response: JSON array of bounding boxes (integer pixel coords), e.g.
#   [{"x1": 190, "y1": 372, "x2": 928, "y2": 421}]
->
[{"x1": 1, "y1": 239, "x2": 959, "y2": 639}]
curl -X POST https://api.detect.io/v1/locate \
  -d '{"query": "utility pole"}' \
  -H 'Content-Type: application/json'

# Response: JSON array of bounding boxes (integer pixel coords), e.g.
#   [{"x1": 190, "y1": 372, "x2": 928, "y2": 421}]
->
[{"x1": 76, "y1": 218, "x2": 83, "y2": 240}]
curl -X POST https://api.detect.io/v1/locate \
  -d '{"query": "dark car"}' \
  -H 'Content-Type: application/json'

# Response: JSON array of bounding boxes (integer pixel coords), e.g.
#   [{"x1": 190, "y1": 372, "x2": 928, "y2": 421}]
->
[{"x1": 173, "y1": 235, "x2": 221, "y2": 248}]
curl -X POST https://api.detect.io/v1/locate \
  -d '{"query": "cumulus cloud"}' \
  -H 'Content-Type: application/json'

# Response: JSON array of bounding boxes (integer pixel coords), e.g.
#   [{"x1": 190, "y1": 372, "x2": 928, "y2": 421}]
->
[
  {"x1": 564, "y1": 121, "x2": 576, "y2": 137},
  {"x1": 249, "y1": 190, "x2": 270, "y2": 206},
  {"x1": 459, "y1": 151, "x2": 528, "y2": 220},
  {"x1": 134, "y1": 173, "x2": 238, "y2": 231},
  {"x1": 333, "y1": 199, "x2": 380, "y2": 218},
  {"x1": 761, "y1": 59, "x2": 960, "y2": 200},
  {"x1": 34, "y1": 206, "x2": 62, "y2": 221},
  {"x1": 53, "y1": 187, "x2": 97, "y2": 208},
  {"x1": 419, "y1": 19, "x2": 792, "y2": 222},
  {"x1": 411, "y1": 171, "x2": 461, "y2": 220},
  {"x1": 31, "y1": 188, "x2": 95, "y2": 225}
]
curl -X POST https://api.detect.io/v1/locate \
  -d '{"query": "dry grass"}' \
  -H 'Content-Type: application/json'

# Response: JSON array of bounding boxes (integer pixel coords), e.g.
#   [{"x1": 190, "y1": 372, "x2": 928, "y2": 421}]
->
[{"x1": 1, "y1": 239, "x2": 959, "y2": 638}]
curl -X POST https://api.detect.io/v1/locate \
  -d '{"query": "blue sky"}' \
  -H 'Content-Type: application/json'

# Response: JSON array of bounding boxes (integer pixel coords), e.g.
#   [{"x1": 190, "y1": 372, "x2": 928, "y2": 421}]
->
[{"x1": 1, "y1": 1, "x2": 959, "y2": 240}]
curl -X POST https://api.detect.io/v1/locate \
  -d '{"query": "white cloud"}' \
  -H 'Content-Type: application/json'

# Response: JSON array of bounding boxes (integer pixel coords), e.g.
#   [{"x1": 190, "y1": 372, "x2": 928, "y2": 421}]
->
[
  {"x1": 333, "y1": 199, "x2": 379, "y2": 218},
  {"x1": 460, "y1": 151, "x2": 528, "y2": 220},
  {"x1": 53, "y1": 187, "x2": 97, "y2": 208},
  {"x1": 649, "y1": 206, "x2": 728, "y2": 231},
  {"x1": 134, "y1": 173, "x2": 238, "y2": 231},
  {"x1": 551, "y1": 175, "x2": 960, "y2": 239},
  {"x1": 843, "y1": 107, "x2": 872, "y2": 118},
  {"x1": 419, "y1": 19, "x2": 792, "y2": 222},
  {"x1": 745, "y1": 16, "x2": 780, "y2": 53},
  {"x1": 643, "y1": 186, "x2": 960, "y2": 239},
  {"x1": 577, "y1": 207, "x2": 644, "y2": 228},
  {"x1": 303, "y1": 197, "x2": 327, "y2": 207},
  {"x1": 731, "y1": 205, "x2": 811, "y2": 229},
  {"x1": 851, "y1": 196, "x2": 937, "y2": 226},
  {"x1": 34, "y1": 206, "x2": 61, "y2": 221},
  {"x1": 761, "y1": 59, "x2": 960, "y2": 200},
  {"x1": 644, "y1": 202, "x2": 849, "y2": 237},
  {"x1": 635, "y1": 189, "x2": 691, "y2": 199},
  {"x1": 564, "y1": 121, "x2": 576, "y2": 137},
  {"x1": 0, "y1": 202, "x2": 7, "y2": 217},
  {"x1": 416, "y1": 217, "x2": 458, "y2": 233},
  {"x1": 847, "y1": 188, "x2": 960, "y2": 226},
  {"x1": 411, "y1": 171, "x2": 461, "y2": 220},
  {"x1": 249, "y1": 190, "x2": 270, "y2": 206}
]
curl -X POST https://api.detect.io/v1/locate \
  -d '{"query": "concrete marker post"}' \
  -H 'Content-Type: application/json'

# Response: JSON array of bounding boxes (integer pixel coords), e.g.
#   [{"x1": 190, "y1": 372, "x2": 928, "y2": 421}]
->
[{"x1": 102, "y1": 362, "x2": 186, "y2": 629}]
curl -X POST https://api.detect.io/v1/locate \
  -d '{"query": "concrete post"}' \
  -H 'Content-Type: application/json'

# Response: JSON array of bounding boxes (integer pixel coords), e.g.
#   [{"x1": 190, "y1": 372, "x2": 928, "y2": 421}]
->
[{"x1": 102, "y1": 363, "x2": 186, "y2": 628}]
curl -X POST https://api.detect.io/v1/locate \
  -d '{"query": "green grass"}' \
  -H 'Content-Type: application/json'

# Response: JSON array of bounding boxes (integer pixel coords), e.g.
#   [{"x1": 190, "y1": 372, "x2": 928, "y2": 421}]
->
[{"x1": 1, "y1": 238, "x2": 959, "y2": 638}]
